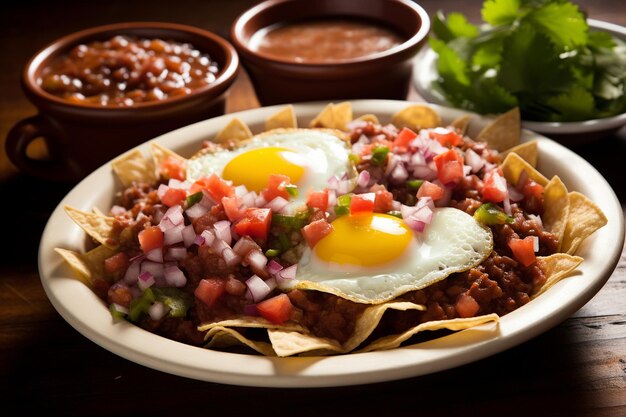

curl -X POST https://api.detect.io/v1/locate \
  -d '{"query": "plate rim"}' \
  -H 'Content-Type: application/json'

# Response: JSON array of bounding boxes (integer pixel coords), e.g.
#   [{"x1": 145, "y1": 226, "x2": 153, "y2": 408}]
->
[{"x1": 38, "y1": 99, "x2": 624, "y2": 387}]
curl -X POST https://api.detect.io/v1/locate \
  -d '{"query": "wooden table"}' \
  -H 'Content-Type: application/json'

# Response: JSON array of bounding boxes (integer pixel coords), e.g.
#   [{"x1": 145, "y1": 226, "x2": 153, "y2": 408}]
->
[{"x1": 1, "y1": 1, "x2": 624, "y2": 415}]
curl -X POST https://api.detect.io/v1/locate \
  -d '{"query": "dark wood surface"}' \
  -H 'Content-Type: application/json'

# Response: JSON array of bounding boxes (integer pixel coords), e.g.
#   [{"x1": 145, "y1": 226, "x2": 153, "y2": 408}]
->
[{"x1": 1, "y1": 1, "x2": 624, "y2": 416}]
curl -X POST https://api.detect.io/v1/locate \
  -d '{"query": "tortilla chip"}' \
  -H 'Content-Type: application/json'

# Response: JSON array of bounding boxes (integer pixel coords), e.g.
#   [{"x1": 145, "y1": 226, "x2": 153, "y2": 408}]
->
[
  {"x1": 502, "y1": 140, "x2": 538, "y2": 167},
  {"x1": 55, "y1": 245, "x2": 117, "y2": 287},
  {"x1": 198, "y1": 316, "x2": 304, "y2": 333},
  {"x1": 359, "y1": 313, "x2": 500, "y2": 353},
  {"x1": 391, "y1": 104, "x2": 441, "y2": 130},
  {"x1": 476, "y1": 108, "x2": 521, "y2": 151},
  {"x1": 542, "y1": 176, "x2": 570, "y2": 250},
  {"x1": 64, "y1": 205, "x2": 117, "y2": 249},
  {"x1": 150, "y1": 141, "x2": 186, "y2": 177},
  {"x1": 205, "y1": 326, "x2": 276, "y2": 356},
  {"x1": 533, "y1": 254, "x2": 584, "y2": 298},
  {"x1": 214, "y1": 118, "x2": 253, "y2": 144},
  {"x1": 111, "y1": 149, "x2": 156, "y2": 187},
  {"x1": 309, "y1": 101, "x2": 353, "y2": 130},
  {"x1": 501, "y1": 152, "x2": 548, "y2": 187},
  {"x1": 265, "y1": 105, "x2": 298, "y2": 130},
  {"x1": 561, "y1": 192, "x2": 608, "y2": 255},
  {"x1": 356, "y1": 113, "x2": 380, "y2": 125},
  {"x1": 450, "y1": 114, "x2": 471, "y2": 135}
]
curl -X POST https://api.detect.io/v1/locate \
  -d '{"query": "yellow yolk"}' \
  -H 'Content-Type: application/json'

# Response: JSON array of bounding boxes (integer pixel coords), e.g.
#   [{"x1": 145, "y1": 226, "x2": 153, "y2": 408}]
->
[
  {"x1": 221, "y1": 146, "x2": 306, "y2": 192},
  {"x1": 314, "y1": 213, "x2": 413, "y2": 267}
]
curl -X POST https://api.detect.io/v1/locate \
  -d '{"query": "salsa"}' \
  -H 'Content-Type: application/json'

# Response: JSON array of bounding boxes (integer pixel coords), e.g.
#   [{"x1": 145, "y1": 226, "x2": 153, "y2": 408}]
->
[
  {"x1": 249, "y1": 19, "x2": 404, "y2": 63},
  {"x1": 39, "y1": 35, "x2": 220, "y2": 106}
]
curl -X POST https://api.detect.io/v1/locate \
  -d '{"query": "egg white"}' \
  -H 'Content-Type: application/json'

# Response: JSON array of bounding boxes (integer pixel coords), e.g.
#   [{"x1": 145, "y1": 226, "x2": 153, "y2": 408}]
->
[
  {"x1": 283, "y1": 208, "x2": 493, "y2": 304},
  {"x1": 185, "y1": 128, "x2": 353, "y2": 207}
]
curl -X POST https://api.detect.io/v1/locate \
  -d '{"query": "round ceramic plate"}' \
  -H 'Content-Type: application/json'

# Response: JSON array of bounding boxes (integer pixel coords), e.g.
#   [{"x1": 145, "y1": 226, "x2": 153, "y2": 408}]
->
[
  {"x1": 413, "y1": 19, "x2": 626, "y2": 140},
  {"x1": 39, "y1": 100, "x2": 623, "y2": 388}
]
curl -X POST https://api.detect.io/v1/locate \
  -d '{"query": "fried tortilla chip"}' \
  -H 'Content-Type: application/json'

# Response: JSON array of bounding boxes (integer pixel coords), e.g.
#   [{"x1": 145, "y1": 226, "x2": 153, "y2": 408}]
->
[
  {"x1": 502, "y1": 140, "x2": 538, "y2": 167},
  {"x1": 359, "y1": 314, "x2": 500, "y2": 353},
  {"x1": 150, "y1": 141, "x2": 186, "y2": 178},
  {"x1": 542, "y1": 176, "x2": 570, "y2": 250},
  {"x1": 450, "y1": 114, "x2": 471, "y2": 135},
  {"x1": 55, "y1": 245, "x2": 117, "y2": 287},
  {"x1": 309, "y1": 101, "x2": 353, "y2": 130},
  {"x1": 533, "y1": 254, "x2": 584, "y2": 298},
  {"x1": 501, "y1": 152, "x2": 549, "y2": 186},
  {"x1": 476, "y1": 108, "x2": 521, "y2": 151},
  {"x1": 265, "y1": 105, "x2": 298, "y2": 130},
  {"x1": 111, "y1": 149, "x2": 156, "y2": 187},
  {"x1": 391, "y1": 104, "x2": 441, "y2": 130},
  {"x1": 205, "y1": 326, "x2": 276, "y2": 356},
  {"x1": 356, "y1": 113, "x2": 380, "y2": 125},
  {"x1": 214, "y1": 118, "x2": 253, "y2": 144},
  {"x1": 561, "y1": 192, "x2": 608, "y2": 255},
  {"x1": 198, "y1": 316, "x2": 305, "y2": 333},
  {"x1": 64, "y1": 205, "x2": 117, "y2": 249}
]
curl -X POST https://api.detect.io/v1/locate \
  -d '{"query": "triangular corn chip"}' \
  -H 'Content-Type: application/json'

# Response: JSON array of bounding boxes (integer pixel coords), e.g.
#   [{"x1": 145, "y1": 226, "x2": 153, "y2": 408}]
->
[
  {"x1": 501, "y1": 152, "x2": 548, "y2": 186},
  {"x1": 111, "y1": 149, "x2": 156, "y2": 187},
  {"x1": 450, "y1": 114, "x2": 471, "y2": 135},
  {"x1": 391, "y1": 104, "x2": 441, "y2": 130},
  {"x1": 64, "y1": 205, "x2": 117, "y2": 249},
  {"x1": 561, "y1": 192, "x2": 608, "y2": 255},
  {"x1": 265, "y1": 105, "x2": 297, "y2": 130},
  {"x1": 502, "y1": 140, "x2": 538, "y2": 167},
  {"x1": 476, "y1": 108, "x2": 521, "y2": 151},
  {"x1": 542, "y1": 176, "x2": 570, "y2": 250},
  {"x1": 532, "y1": 254, "x2": 583, "y2": 298},
  {"x1": 214, "y1": 118, "x2": 253, "y2": 144}
]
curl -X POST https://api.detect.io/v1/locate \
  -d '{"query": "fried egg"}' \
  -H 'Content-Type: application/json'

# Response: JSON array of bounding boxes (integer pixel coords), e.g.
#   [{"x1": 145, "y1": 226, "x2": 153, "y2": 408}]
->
[
  {"x1": 186, "y1": 129, "x2": 353, "y2": 206},
  {"x1": 284, "y1": 208, "x2": 493, "y2": 304}
]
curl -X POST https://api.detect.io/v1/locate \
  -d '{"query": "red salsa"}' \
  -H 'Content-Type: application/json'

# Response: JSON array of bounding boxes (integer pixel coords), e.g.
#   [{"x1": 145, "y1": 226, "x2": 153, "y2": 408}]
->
[
  {"x1": 39, "y1": 35, "x2": 220, "y2": 106},
  {"x1": 249, "y1": 19, "x2": 404, "y2": 63}
]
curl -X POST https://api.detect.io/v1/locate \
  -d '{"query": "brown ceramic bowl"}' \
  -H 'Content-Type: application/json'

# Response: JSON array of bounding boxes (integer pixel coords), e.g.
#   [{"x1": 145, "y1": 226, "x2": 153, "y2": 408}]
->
[
  {"x1": 6, "y1": 22, "x2": 239, "y2": 182},
  {"x1": 230, "y1": 0, "x2": 430, "y2": 106}
]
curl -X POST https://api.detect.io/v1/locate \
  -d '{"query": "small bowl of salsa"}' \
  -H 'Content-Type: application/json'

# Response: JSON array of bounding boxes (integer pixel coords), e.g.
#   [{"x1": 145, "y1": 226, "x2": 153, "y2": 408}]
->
[
  {"x1": 7, "y1": 22, "x2": 239, "y2": 182},
  {"x1": 230, "y1": 0, "x2": 430, "y2": 105}
]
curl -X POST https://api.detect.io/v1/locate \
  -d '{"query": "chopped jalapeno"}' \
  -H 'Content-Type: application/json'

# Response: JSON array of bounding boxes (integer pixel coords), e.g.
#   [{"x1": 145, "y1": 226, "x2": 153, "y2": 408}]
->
[
  {"x1": 371, "y1": 145, "x2": 389, "y2": 166},
  {"x1": 186, "y1": 191, "x2": 203, "y2": 207},
  {"x1": 265, "y1": 248, "x2": 281, "y2": 257},
  {"x1": 128, "y1": 287, "x2": 155, "y2": 322},
  {"x1": 407, "y1": 179, "x2": 424, "y2": 190},
  {"x1": 284, "y1": 184, "x2": 299, "y2": 198},
  {"x1": 153, "y1": 287, "x2": 192, "y2": 318},
  {"x1": 474, "y1": 203, "x2": 514, "y2": 225}
]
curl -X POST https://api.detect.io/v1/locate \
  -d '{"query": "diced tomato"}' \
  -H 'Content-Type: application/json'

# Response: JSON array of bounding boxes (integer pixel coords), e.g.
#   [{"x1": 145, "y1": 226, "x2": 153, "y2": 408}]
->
[
  {"x1": 138, "y1": 226, "x2": 163, "y2": 253},
  {"x1": 350, "y1": 193, "x2": 375, "y2": 215},
  {"x1": 433, "y1": 149, "x2": 465, "y2": 185},
  {"x1": 455, "y1": 293, "x2": 480, "y2": 318},
  {"x1": 161, "y1": 187, "x2": 187, "y2": 207},
  {"x1": 522, "y1": 179, "x2": 544, "y2": 200},
  {"x1": 159, "y1": 156, "x2": 186, "y2": 181},
  {"x1": 104, "y1": 252, "x2": 129, "y2": 275},
  {"x1": 234, "y1": 208, "x2": 272, "y2": 240},
  {"x1": 222, "y1": 196, "x2": 245, "y2": 222},
  {"x1": 256, "y1": 293, "x2": 293, "y2": 325},
  {"x1": 429, "y1": 127, "x2": 463, "y2": 147},
  {"x1": 393, "y1": 127, "x2": 418, "y2": 151},
  {"x1": 195, "y1": 278, "x2": 226, "y2": 307},
  {"x1": 373, "y1": 189, "x2": 394, "y2": 212},
  {"x1": 482, "y1": 168, "x2": 508, "y2": 203},
  {"x1": 263, "y1": 174, "x2": 292, "y2": 201},
  {"x1": 416, "y1": 180, "x2": 444, "y2": 200},
  {"x1": 508, "y1": 236, "x2": 536, "y2": 267},
  {"x1": 302, "y1": 219, "x2": 333, "y2": 248},
  {"x1": 306, "y1": 189, "x2": 329, "y2": 212},
  {"x1": 189, "y1": 174, "x2": 235, "y2": 202}
]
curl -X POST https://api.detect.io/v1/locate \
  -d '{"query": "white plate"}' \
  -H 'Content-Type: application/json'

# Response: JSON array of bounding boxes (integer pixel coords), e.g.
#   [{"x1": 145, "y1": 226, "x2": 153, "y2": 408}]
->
[
  {"x1": 39, "y1": 100, "x2": 623, "y2": 387},
  {"x1": 413, "y1": 19, "x2": 626, "y2": 141}
]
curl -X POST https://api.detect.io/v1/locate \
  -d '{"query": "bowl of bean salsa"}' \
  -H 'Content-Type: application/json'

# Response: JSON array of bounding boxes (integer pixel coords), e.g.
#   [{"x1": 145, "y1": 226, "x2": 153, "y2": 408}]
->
[{"x1": 6, "y1": 22, "x2": 239, "y2": 182}]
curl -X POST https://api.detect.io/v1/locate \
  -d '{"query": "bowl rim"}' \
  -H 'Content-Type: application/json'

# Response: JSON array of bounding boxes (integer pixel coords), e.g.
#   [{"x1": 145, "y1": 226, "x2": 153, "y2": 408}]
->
[
  {"x1": 23, "y1": 21, "x2": 239, "y2": 112},
  {"x1": 413, "y1": 18, "x2": 626, "y2": 133},
  {"x1": 230, "y1": 0, "x2": 430, "y2": 68}
]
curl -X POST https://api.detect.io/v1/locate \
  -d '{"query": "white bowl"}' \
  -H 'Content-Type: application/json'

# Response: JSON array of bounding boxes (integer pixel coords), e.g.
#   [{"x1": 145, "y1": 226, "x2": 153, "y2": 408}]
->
[
  {"x1": 38, "y1": 100, "x2": 623, "y2": 387},
  {"x1": 413, "y1": 19, "x2": 626, "y2": 144}
]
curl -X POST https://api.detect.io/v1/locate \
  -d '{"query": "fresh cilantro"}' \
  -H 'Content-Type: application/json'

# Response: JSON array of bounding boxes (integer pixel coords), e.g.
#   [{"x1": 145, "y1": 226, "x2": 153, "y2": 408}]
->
[{"x1": 431, "y1": 0, "x2": 626, "y2": 122}]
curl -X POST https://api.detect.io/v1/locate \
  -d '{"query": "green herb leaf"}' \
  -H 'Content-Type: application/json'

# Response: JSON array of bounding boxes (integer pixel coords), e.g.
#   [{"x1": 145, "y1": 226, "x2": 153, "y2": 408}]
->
[
  {"x1": 524, "y1": 2, "x2": 587, "y2": 48},
  {"x1": 545, "y1": 85, "x2": 596, "y2": 121},
  {"x1": 482, "y1": 0, "x2": 521, "y2": 26}
]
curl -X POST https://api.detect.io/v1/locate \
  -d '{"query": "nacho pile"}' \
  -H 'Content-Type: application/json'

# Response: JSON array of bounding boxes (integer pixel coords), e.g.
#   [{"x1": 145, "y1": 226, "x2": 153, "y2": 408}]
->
[{"x1": 57, "y1": 102, "x2": 607, "y2": 357}]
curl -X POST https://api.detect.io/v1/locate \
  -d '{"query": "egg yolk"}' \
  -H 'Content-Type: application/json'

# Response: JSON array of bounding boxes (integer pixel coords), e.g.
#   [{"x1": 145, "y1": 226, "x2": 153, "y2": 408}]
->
[
  {"x1": 222, "y1": 147, "x2": 306, "y2": 192},
  {"x1": 314, "y1": 213, "x2": 413, "y2": 267}
]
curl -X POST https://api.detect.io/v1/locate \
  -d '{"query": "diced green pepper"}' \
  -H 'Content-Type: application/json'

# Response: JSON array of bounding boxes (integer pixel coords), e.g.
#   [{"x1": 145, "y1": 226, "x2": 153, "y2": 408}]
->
[
  {"x1": 334, "y1": 193, "x2": 352, "y2": 216},
  {"x1": 153, "y1": 287, "x2": 193, "y2": 318},
  {"x1": 371, "y1": 145, "x2": 390, "y2": 166},
  {"x1": 284, "y1": 184, "x2": 299, "y2": 198},
  {"x1": 474, "y1": 203, "x2": 514, "y2": 225},
  {"x1": 109, "y1": 303, "x2": 127, "y2": 321},
  {"x1": 186, "y1": 191, "x2": 203, "y2": 207},
  {"x1": 407, "y1": 179, "x2": 425, "y2": 190},
  {"x1": 128, "y1": 288, "x2": 156, "y2": 322},
  {"x1": 265, "y1": 248, "x2": 281, "y2": 257},
  {"x1": 387, "y1": 210, "x2": 402, "y2": 219}
]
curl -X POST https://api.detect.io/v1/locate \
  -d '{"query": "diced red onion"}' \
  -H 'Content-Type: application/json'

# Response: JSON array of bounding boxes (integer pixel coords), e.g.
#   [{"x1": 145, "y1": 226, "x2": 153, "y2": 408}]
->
[
  {"x1": 264, "y1": 277, "x2": 277, "y2": 292},
  {"x1": 245, "y1": 249, "x2": 268, "y2": 275},
  {"x1": 327, "y1": 189, "x2": 337, "y2": 208},
  {"x1": 508, "y1": 184, "x2": 524, "y2": 202},
  {"x1": 123, "y1": 260, "x2": 141, "y2": 284},
  {"x1": 235, "y1": 184, "x2": 249, "y2": 196},
  {"x1": 157, "y1": 184, "x2": 169, "y2": 200},
  {"x1": 412, "y1": 165, "x2": 436, "y2": 180},
  {"x1": 164, "y1": 265, "x2": 186, "y2": 287},
  {"x1": 145, "y1": 247, "x2": 163, "y2": 263},
  {"x1": 337, "y1": 178, "x2": 353, "y2": 195},
  {"x1": 200, "y1": 229, "x2": 215, "y2": 246},
  {"x1": 164, "y1": 223, "x2": 185, "y2": 245},
  {"x1": 211, "y1": 238, "x2": 230, "y2": 255},
  {"x1": 163, "y1": 205, "x2": 184, "y2": 226},
  {"x1": 245, "y1": 275, "x2": 272, "y2": 302},
  {"x1": 199, "y1": 190, "x2": 216, "y2": 208},
  {"x1": 152, "y1": 206, "x2": 165, "y2": 224},
  {"x1": 463, "y1": 165, "x2": 472, "y2": 176},
  {"x1": 165, "y1": 246, "x2": 187, "y2": 261},
  {"x1": 182, "y1": 224, "x2": 197, "y2": 247},
  {"x1": 265, "y1": 196, "x2": 290, "y2": 213},
  {"x1": 465, "y1": 148, "x2": 486, "y2": 173},
  {"x1": 255, "y1": 194, "x2": 267, "y2": 207},
  {"x1": 528, "y1": 214, "x2": 543, "y2": 228},
  {"x1": 222, "y1": 247, "x2": 242, "y2": 267},
  {"x1": 267, "y1": 259, "x2": 283, "y2": 275},
  {"x1": 401, "y1": 203, "x2": 433, "y2": 232},
  {"x1": 185, "y1": 203, "x2": 209, "y2": 220},
  {"x1": 141, "y1": 261, "x2": 164, "y2": 280},
  {"x1": 148, "y1": 301, "x2": 169, "y2": 321},
  {"x1": 327, "y1": 175, "x2": 340, "y2": 190},
  {"x1": 409, "y1": 152, "x2": 427, "y2": 167},
  {"x1": 138, "y1": 271, "x2": 155, "y2": 290},
  {"x1": 503, "y1": 195, "x2": 512, "y2": 216},
  {"x1": 214, "y1": 220, "x2": 232, "y2": 245},
  {"x1": 357, "y1": 170, "x2": 370, "y2": 188},
  {"x1": 241, "y1": 191, "x2": 257, "y2": 208},
  {"x1": 233, "y1": 236, "x2": 261, "y2": 257},
  {"x1": 532, "y1": 236, "x2": 540, "y2": 252},
  {"x1": 167, "y1": 178, "x2": 188, "y2": 190},
  {"x1": 275, "y1": 264, "x2": 297, "y2": 284},
  {"x1": 390, "y1": 162, "x2": 409, "y2": 183},
  {"x1": 158, "y1": 217, "x2": 175, "y2": 232}
]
